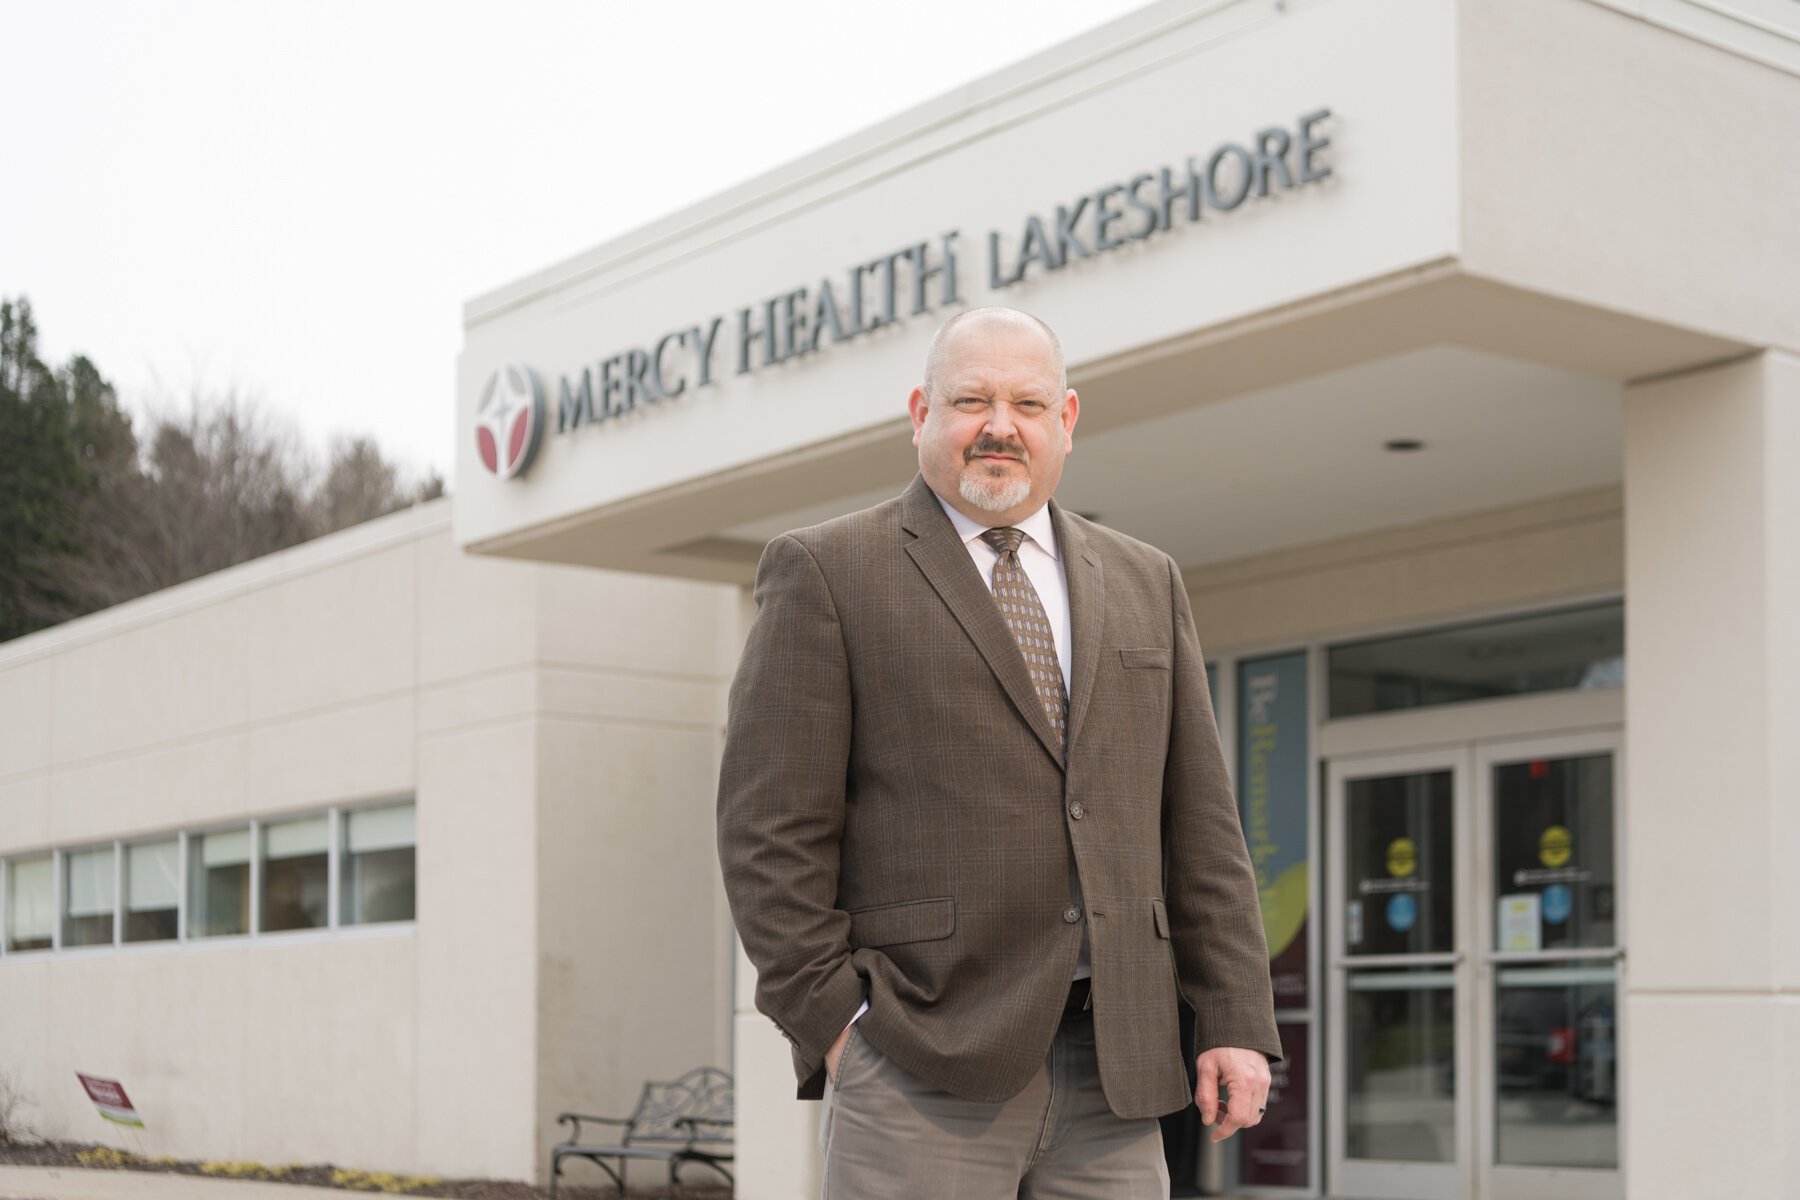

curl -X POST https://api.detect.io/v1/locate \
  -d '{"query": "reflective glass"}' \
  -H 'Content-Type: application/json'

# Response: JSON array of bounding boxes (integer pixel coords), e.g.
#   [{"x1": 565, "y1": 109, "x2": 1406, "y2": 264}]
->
[
  {"x1": 1493, "y1": 754, "x2": 1615, "y2": 952},
  {"x1": 5, "y1": 856, "x2": 53, "y2": 952},
  {"x1": 124, "y1": 840, "x2": 179, "y2": 943},
  {"x1": 261, "y1": 816, "x2": 328, "y2": 932},
  {"x1": 341, "y1": 803, "x2": 415, "y2": 926},
  {"x1": 1328, "y1": 602, "x2": 1623, "y2": 718},
  {"x1": 1344, "y1": 770, "x2": 1453, "y2": 956},
  {"x1": 1346, "y1": 971, "x2": 1456, "y2": 1162},
  {"x1": 189, "y1": 827, "x2": 249, "y2": 937},
  {"x1": 63, "y1": 845, "x2": 115, "y2": 947},
  {"x1": 1495, "y1": 965, "x2": 1618, "y2": 1168}
]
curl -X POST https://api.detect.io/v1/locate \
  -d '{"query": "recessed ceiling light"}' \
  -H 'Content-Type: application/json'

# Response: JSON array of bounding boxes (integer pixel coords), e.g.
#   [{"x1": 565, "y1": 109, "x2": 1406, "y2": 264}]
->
[{"x1": 1385, "y1": 438, "x2": 1425, "y2": 452}]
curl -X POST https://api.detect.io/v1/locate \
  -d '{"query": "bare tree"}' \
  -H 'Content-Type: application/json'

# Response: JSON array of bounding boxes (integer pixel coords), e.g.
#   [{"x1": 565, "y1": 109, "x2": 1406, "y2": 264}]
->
[
  {"x1": 15, "y1": 378, "x2": 448, "y2": 638},
  {"x1": 3, "y1": 296, "x2": 447, "y2": 641},
  {"x1": 54, "y1": 390, "x2": 314, "y2": 607},
  {"x1": 315, "y1": 434, "x2": 398, "y2": 531}
]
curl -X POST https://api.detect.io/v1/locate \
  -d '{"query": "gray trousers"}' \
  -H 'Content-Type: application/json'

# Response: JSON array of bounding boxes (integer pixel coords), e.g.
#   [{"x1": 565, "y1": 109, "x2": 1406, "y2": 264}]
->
[{"x1": 818, "y1": 1015, "x2": 1170, "y2": 1200}]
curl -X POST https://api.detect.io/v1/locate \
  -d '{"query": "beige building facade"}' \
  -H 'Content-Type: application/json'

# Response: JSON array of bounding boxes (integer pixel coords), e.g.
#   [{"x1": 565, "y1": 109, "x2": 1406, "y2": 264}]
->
[
  {"x1": 0, "y1": 505, "x2": 740, "y2": 1181},
  {"x1": 452, "y1": 0, "x2": 1800, "y2": 1196},
  {"x1": 5, "y1": 0, "x2": 1798, "y2": 1197}
]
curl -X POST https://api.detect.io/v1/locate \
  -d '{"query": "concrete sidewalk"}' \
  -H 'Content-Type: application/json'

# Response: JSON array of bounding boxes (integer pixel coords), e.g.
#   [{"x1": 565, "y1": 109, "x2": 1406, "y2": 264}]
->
[{"x1": 0, "y1": 1166, "x2": 425, "y2": 1200}]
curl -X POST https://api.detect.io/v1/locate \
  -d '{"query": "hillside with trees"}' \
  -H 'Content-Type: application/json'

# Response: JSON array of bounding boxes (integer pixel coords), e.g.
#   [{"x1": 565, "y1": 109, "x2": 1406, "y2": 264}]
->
[{"x1": 0, "y1": 296, "x2": 444, "y2": 643}]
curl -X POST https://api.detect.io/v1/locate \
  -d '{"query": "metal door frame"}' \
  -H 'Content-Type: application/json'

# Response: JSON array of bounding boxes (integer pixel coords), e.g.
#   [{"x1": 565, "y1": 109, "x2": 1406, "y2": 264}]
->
[
  {"x1": 1322, "y1": 692, "x2": 1626, "y2": 1200},
  {"x1": 1325, "y1": 744, "x2": 1475, "y2": 1200},
  {"x1": 1472, "y1": 729, "x2": 1626, "y2": 1200}
]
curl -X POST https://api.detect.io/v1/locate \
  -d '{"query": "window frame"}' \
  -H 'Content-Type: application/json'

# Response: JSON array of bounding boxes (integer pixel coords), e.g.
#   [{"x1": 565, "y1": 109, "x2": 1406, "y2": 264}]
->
[
  {"x1": 257, "y1": 813, "x2": 332, "y2": 935},
  {"x1": 185, "y1": 821, "x2": 257, "y2": 943},
  {"x1": 59, "y1": 840, "x2": 119, "y2": 951},
  {"x1": 2, "y1": 798, "x2": 416, "y2": 963},
  {"x1": 2, "y1": 852, "x2": 58, "y2": 956},
  {"x1": 338, "y1": 799, "x2": 418, "y2": 929},
  {"x1": 122, "y1": 834, "x2": 183, "y2": 946}
]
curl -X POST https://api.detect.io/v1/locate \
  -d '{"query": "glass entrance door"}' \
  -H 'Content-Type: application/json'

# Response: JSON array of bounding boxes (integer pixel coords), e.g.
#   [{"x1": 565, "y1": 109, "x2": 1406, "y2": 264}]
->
[
  {"x1": 1327, "y1": 749, "x2": 1470, "y2": 1200},
  {"x1": 1475, "y1": 732, "x2": 1623, "y2": 1200},
  {"x1": 1326, "y1": 732, "x2": 1624, "y2": 1200}
]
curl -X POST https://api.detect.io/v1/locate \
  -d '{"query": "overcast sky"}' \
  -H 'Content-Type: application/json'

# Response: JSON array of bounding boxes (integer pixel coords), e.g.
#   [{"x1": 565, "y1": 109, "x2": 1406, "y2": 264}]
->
[{"x1": 2, "y1": 0, "x2": 1150, "y2": 486}]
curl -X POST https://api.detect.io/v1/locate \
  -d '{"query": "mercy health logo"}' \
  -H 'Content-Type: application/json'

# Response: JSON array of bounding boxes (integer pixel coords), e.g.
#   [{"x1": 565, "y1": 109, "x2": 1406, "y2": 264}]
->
[{"x1": 474, "y1": 363, "x2": 544, "y2": 480}]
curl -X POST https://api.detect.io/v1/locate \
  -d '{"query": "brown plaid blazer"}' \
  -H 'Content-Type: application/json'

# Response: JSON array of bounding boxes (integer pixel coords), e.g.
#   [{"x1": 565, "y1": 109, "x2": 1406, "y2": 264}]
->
[{"x1": 716, "y1": 475, "x2": 1280, "y2": 1119}]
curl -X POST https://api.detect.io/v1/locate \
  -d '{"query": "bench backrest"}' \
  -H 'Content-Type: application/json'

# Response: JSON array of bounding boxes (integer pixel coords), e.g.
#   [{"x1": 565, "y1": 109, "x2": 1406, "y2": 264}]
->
[{"x1": 624, "y1": 1066, "x2": 734, "y2": 1146}]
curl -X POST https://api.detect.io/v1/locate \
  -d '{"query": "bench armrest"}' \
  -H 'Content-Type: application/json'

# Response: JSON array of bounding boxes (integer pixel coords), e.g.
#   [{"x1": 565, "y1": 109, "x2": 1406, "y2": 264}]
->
[
  {"x1": 554, "y1": 1112, "x2": 634, "y2": 1143},
  {"x1": 556, "y1": 1112, "x2": 632, "y2": 1125}
]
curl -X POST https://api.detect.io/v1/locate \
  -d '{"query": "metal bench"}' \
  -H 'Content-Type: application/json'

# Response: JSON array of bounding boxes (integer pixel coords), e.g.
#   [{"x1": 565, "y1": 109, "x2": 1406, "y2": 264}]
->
[{"x1": 549, "y1": 1067, "x2": 733, "y2": 1198}]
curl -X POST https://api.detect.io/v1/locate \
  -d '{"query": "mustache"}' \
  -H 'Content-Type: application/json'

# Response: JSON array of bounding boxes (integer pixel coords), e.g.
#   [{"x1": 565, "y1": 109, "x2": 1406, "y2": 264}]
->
[{"x1": 965, "y1": 437, "x2": 1027, "y2": 463}]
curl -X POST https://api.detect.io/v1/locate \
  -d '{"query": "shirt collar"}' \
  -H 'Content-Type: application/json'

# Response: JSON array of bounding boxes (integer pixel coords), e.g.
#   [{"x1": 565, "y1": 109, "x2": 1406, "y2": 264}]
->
[{"x1": 934, "y1": 491, "x2": 1060, "y2": 561}]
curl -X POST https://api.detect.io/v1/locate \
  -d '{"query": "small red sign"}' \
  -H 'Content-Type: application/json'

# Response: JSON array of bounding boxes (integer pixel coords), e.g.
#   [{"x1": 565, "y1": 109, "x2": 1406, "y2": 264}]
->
[{"x1": 75, "y1": 1073, "x2": 144, "y2": 1127}]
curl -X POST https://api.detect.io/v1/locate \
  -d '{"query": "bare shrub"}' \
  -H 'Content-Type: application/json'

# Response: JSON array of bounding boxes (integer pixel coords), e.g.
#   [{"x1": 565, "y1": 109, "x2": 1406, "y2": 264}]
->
[{"x1": 0, "y1": 1070, "x2": 37, "y2": 1146}]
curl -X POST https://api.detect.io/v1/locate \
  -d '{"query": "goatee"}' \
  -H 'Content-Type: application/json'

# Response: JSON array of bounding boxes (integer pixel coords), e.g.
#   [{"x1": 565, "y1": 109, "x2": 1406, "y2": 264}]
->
[{"x1": 960, "y1": 470, "x2": 1031, "y2": 513}]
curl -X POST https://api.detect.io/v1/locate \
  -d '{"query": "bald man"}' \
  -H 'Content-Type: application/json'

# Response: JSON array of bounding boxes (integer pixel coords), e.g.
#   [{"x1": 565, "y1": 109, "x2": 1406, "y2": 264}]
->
[{"x1": 718, "y1": 307, "x2": 1280, "y2": 1199}]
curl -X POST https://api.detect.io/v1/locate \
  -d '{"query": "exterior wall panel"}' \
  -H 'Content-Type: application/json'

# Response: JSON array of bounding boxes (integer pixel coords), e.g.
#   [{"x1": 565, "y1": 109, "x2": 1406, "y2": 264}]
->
[
  {"x1": 456, "y1": 0, "x2": 1463, "y2": 555},
  {"x1": 1188, "y1": 485, "x2": 1624, "y2": 655},
  {"x1": 1460, "y1": 0, "x2": 1800, "y2": 353},
  {"x1": 0, "y1": 503, "x2": 738, "y2": 1183}
]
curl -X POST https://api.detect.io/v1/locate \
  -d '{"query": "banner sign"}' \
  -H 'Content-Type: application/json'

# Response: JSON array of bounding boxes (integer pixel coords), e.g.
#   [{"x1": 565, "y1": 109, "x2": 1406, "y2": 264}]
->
[
  {"x1": 76, "y1": 1073, "x2": 144, "y2": 1127},
  {"x1": 474, "y1": 109, "x2": 1338, "y2": 481},
  {"x1": 553, "y1": 109, "x2": 1333, "y2": 431},
  {"x1": 1238, "y1": 1021, "x2": 1311, "y2": 1188},
  {"x1": 1238, "y1": 652, "x2": 1311, "y2": 1007}
]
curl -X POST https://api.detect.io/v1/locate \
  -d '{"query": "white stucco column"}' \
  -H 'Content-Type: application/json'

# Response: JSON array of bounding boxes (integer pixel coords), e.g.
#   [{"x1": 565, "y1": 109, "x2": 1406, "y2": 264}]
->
[
  {"x1": 726, "y1": 579, "x2": 825, "y2": 1200},
  {"x1": 733, "y1": 939, "x2": 825, "y2": 1199},
  {"x1": 1621, "y1": 350, "x2": 1800, "y2": 1199}
]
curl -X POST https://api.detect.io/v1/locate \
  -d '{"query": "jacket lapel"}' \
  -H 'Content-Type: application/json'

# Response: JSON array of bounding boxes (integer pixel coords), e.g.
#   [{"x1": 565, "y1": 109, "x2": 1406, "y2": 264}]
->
[
  {"x1": 899, "y1": 477, "x2": 1065, "y2": 768},
  {"x1": 1052, "y1": 500, "x2": 1105, "y2": 757}
]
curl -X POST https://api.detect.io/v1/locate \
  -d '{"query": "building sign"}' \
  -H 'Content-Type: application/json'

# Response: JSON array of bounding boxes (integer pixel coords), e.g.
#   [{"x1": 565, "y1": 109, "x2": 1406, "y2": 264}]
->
[
  {"x1": 75, "y1": 1072, "x2": 144, "y2": 1128},
  {"x1": 1238, "y1": 651, "x2": 1311, "y2": 1008},
  {"x1": 476, "y1": 109, "x2": 1336, "y2": 479},
  {"x1": 473, "y1": 363, "x2": 545, "y2": 479}
]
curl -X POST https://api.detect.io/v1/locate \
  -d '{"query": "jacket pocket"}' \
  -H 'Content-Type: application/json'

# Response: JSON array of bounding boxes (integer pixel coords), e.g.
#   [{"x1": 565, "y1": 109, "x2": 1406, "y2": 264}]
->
[
  {"x1": 1150, "y1": 898, "x2": 1172, "y2": 939},
  {"x1": 1119, "y1": 647, "x2": 1172, "y2": 670},
  {"x1": 848, "y1": 896, "x2": 956, "y2": 948}
]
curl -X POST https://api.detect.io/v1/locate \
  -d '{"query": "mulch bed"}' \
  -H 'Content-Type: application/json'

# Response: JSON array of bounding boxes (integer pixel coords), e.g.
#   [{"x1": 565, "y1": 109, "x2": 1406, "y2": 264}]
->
[{"x1": 0, "y1": 1140, "x2": 731, "y2": 1199}]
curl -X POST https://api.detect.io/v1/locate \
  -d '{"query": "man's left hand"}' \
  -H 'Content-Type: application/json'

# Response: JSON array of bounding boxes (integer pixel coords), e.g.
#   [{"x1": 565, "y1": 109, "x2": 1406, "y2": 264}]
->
[{"x1": 1194, "y1": 1046, "x2": 1271, "y2": 1143}]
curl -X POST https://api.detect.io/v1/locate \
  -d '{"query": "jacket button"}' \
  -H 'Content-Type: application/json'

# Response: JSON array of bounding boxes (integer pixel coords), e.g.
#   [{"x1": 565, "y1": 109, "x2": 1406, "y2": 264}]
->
[
  {"x1": 1062, "y1": 905, "x2": 1082, "y2": 924},
  {"x1": 1068, "y1": 802, "x2": 1085, "y2": 820}
]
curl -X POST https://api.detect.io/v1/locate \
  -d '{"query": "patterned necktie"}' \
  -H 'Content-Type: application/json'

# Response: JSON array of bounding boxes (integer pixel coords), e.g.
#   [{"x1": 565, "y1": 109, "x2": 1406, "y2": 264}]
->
[{"x1": 980, "y1": 527, "x2": 1067, "y2": 753}]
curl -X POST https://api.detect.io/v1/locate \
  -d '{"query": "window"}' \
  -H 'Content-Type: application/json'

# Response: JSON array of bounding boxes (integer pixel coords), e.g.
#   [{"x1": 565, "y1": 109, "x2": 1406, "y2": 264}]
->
[
  {"x1": 341, "y1": 803, "x2": 415, "y2": 926},
  {"x1": 63, "y1": 845, "x2": 115, "y2": 947},
  {"x1": 189, "y1": 827, "x2": 250, "y2": 937},
  {"x1": 124, "y1": 839, "x2": 179, "y2": 943},
  {"x1": 5, "y1": 856, "x2": 53, "y2": 952},
  {"x1": 1327, "y1": 601, "x2": 1624, "y2": 719},
  {"x1": 5, "y1": 797, "x2": 416, "y2": 954},
  {"x1": 261, "y1": 816, "x2": 328, "y2": 932}
]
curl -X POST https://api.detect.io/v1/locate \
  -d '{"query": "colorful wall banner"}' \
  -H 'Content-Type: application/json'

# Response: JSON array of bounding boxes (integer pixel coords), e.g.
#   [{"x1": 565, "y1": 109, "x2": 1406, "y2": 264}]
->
[
  {"x1": 1239, "y1": 1021, "x2": 1311, "y2": 1188},
  {"x1": 1238, "y1": 652, "x2": 1311, "y2": 1007}
]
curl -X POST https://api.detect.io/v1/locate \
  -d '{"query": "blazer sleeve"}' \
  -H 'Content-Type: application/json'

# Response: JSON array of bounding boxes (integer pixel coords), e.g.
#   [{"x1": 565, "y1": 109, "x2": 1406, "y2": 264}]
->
[
  {"x1": 1161, "y1": 554, "x2": 1285, "y2": 1063},
  {"x1": 716, "y1": 533, "x2": 866, "y2": 1081}
]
